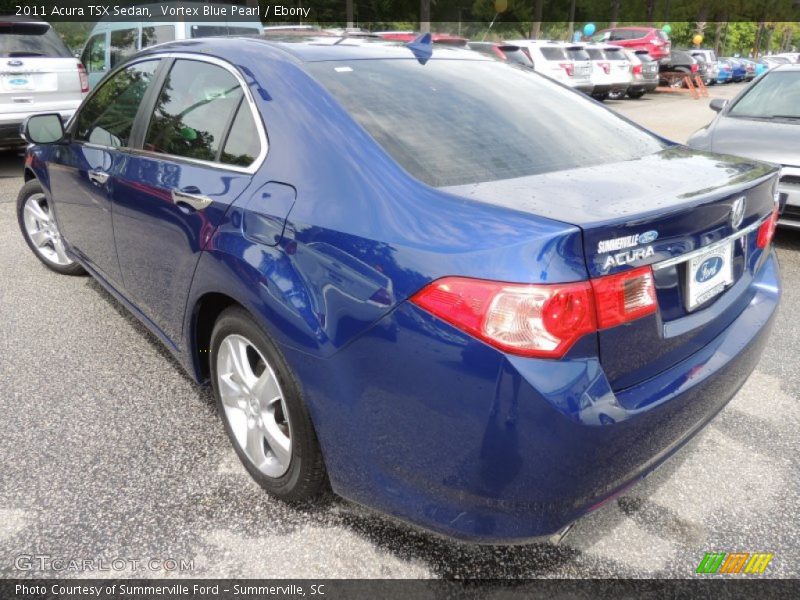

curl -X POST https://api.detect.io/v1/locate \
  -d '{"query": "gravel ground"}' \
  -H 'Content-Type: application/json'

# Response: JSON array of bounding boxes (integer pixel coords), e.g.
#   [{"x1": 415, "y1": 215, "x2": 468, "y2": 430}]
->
[{"x1": 0, "y1": 89, "x2": 798, "y2": 579}]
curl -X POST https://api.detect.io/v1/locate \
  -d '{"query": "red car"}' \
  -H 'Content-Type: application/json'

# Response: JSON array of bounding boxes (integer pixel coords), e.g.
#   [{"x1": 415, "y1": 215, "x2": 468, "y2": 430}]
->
[{"x1": 594, "y1": 27, "x2": 671, "y2": 61}]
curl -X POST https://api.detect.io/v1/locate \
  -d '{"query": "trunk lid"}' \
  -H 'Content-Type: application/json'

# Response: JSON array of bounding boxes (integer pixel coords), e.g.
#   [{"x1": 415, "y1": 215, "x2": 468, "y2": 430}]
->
[
  {"x1": 0, "y1": 57, "x2": 82, "y2": 111},
  {"x1": 442, "y1": 147, "x2": 779, "y2": 390}
]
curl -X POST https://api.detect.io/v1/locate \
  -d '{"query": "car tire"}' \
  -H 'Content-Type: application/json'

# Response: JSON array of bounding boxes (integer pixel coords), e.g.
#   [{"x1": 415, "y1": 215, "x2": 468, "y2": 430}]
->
[
  {"x1": 592, "y1": 93, "x2": 609, "y2": 102},
  {"x1": 607, "y1": 90, "x2": 626, "y2": 100},
  {"x1": 210, "y1": 306, "x2": 327, "y2": 501},
  {"x1": 626, "y1": 89, "x2": 646, "y2": 99},
  {"x1": 17, "y1": 179, "x2": 86, "y2": 276}
]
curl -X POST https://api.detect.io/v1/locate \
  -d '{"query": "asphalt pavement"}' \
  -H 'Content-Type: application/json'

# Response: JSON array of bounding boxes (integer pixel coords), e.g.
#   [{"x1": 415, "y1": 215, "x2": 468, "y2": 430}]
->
[{"x1": 0, "y1": 86, "x2": 798, "y2": 578}]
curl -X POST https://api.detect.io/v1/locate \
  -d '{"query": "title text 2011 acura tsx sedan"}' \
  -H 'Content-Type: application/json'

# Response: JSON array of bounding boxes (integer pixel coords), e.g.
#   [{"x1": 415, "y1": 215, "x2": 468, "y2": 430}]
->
[{"x1": 17, "y1": 35, "x2": 781, "y2": 543}]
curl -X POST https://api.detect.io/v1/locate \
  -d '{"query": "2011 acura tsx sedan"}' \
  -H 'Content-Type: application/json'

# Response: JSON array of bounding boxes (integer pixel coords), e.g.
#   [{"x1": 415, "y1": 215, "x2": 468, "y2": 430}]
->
[{"x1": 17, "y1": 34, "x2": 781, "y2": 543}]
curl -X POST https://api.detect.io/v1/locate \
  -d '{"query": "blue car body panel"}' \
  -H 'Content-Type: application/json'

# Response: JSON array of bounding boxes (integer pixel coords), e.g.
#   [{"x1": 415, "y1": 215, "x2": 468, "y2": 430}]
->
[{"x1": 24, "y1": 37, "x2": 781, "y2": 543}]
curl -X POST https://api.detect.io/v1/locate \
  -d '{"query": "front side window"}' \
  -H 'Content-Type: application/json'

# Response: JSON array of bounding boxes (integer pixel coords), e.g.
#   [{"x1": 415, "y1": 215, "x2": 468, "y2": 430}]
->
[
  {"x1": 74, "y1": 60, "x2": 159, "y2": 147},
  {"x1": 110, "y1": 29, "x2": 139, "y2": 69},
  {"x1": 141, "y1": 26, "x2": 176, "y2": 48},
  {"x1": 308, "y1": 59, "x2": 664, "y2": 187},
  {"x1": 144, "y1": 60, "x2": 244, "y2": 162},
  {"x1": 81, "y1": 34, "x2": 106, "y2": 73}
]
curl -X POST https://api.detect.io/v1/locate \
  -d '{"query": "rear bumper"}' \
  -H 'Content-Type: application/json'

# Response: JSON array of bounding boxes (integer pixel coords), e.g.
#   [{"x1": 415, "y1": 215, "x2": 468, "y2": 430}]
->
[
  {"x1": 778, "y1": 167, "x2": 800, "y2": 229},
  {"x1": 630, "y1": 81, "x2": 658, "y2": 93},
  {"x1": 571, "y1": 82, "x2": 595, "y2": 94},
  {"x1": 285, "y1": 252, "x2": 780, "y2": 543},
  {"x1": 0, "y1": 102, "x2": 81, "y2": 144}
]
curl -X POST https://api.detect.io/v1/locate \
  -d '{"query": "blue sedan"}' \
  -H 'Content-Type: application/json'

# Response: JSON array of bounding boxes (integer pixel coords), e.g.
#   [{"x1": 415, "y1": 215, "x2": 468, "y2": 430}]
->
[{"x1": 17, "y1": 35, "x2": 781, "y2": 543}]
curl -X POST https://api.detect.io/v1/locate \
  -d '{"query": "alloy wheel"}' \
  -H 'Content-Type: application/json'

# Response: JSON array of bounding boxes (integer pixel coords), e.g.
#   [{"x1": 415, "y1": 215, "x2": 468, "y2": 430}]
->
[
  {"x1": 216, "y1": 334, "x2": 293, "y2": 478},
  {"x1": 22, "y1": 193, "x2": 73, "y2": 266}
]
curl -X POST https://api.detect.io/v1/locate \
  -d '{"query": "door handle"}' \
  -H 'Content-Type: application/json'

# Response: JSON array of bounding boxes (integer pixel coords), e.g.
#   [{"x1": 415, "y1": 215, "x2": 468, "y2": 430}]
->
[
  {"x1": 171, "y1": 189, "x2": 213, "y2": 211},
  {"x1": 88, "y1": 170, "x2": 109, "y2": 185}
]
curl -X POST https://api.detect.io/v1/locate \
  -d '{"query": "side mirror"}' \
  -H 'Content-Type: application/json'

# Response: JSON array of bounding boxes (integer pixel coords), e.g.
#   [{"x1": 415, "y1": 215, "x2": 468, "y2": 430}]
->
[
  {"x1": 709, "y1": 98, "x2": 728, "y2": 113},
  {"x1": 21, "y1": 113, "x2": 66, "y2": 144}
]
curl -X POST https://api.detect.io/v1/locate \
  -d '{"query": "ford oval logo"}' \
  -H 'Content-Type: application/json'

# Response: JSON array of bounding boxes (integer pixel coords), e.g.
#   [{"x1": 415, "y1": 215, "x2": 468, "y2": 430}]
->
[
  {"x1": 8, "y1": 78, "x2": 27, "y2": 86},
  {"x1": 696, "y1": 257, "x2": 724, "y2": 283},
  {"x1": 7, "y1": 60, "x2": 23, "y2": 67},
  {"x1": 639, "y1": 230, "x2": 659, "y2": 244}
]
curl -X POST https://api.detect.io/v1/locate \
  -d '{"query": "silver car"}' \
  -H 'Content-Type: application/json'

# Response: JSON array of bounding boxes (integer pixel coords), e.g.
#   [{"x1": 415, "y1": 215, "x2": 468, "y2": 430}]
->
[
  {"x1": 687, "y1": 65, "x2": 800, "y2": 229},
  {"x1": 1, "y1": 19, "x2": 87, "y2": 148}
]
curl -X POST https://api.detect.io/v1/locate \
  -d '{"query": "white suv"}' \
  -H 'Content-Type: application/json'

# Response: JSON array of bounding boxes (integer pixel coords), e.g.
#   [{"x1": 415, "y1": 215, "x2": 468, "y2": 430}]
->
[
  {"x1": 580, "y1": 44, "x2": 632, "y2": 100},
  {"x1": 1, "y1": 19, "x2": 88, "y2": 148},
  {"x1": 507, "y1": 40, "x2": 594, "y2": 94}
]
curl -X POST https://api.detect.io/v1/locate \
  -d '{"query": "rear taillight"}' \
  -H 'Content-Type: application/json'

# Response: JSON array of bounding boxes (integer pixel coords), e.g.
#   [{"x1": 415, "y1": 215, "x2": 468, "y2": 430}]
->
[
  {"x1": 77, "y1": 63, "x2": 89, "y2": 93},
  {"x1": 632, "y1": 64, "x2": 643, "y2": 75},
  {"x1": 600, "y1": 61, "x2": 610, "y2": 74},
  {"x1": 691, "y1": 63, "x2": 699, "y2": 73},
  {"x1": 410, "y1": 268, "x2": 659, "y2": 359},
  {"x1": 757, "y1": 207, "x2": 779, "y2": 250},
  {"x1": 591, "y1": 266, "x2": 657, "y2": 330},
  {"x1": 559, "y1": 62, "x2": 574, "y2": 76},
  {"x1": 410, "y1": 277, "x2": 596, "y2": 358}
]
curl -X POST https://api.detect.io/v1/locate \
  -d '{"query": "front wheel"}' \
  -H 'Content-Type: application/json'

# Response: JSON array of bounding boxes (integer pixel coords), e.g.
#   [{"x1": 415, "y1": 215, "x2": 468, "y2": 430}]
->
[
  {"x1": 17, "y1": 179, "x2": 85, "y2": 275},
  {"x1": 210, "y1": 306, "x2": 327, "y2": 501}
]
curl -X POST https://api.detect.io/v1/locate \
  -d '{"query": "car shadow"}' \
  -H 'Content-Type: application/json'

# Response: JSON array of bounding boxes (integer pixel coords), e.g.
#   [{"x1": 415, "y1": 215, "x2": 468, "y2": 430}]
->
[{"x1": 79, "y1": 264, "x2": 708, "y2": 578}]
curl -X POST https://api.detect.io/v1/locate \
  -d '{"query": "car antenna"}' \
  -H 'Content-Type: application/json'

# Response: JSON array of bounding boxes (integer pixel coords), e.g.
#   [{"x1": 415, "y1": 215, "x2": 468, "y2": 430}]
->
[{"x1": 405, "y1": 32, "x2": 433, "y2": 65}]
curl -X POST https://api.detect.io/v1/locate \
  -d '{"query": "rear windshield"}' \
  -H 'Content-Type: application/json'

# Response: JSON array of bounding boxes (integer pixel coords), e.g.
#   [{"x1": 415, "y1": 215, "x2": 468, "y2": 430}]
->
[
  {"x1": 635, "y1": 51, "x2": 654, "y2": 62},
  {"x1": 729, "y1": 71, "x2": 800, "y2": 119},
  {"x1": 585, "y1": 48, "x2": 604, "y2": 60},
  {"x1": 308, "y1": 59, "x2": 664, "y2": 187},
  {"x1": 604, "y1": 48, "x2": 627, "y2": 61},
  {"x1": 566, "y1": 47, "x2": 590, "y2": 61},
  {"x1": 0, "y1": 23, "x2": 72, "y2": 58},
  {"x1": 502, "y1": 49, "x2": 533, "y2": 67},
  {"x1": 540, "y1": 47, "x2": 566, "y2": 60}
]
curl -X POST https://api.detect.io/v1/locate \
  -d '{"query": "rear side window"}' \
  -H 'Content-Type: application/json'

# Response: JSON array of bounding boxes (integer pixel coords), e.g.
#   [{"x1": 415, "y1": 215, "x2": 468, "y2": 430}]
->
[
  {"x1": 540, "y1": 47, "x2": 566, "y2": 60},
  {"x1": 144, "y1": 59, "x2": 244, "y2": 163},
  {"x1": 0, "y1": 22, "x2": 71, "y2": 58},
  {"x1": 308, "y1": 59, "x2": 664, "y2": 187},
  {"x1": 81, "y1": 34, "x2": 106, "y2": 73},
  {"x1": 110, "y1": 29, "x2": 138, "y2": 69},
  {"x1": 74, "y1": 60, "x2": 159, "y2": 147},
  {"x1": 142, "y1": 26, "x2": 176, "y2": 48},
  {"x1": 220, "y1": 101, "x2": 261, "y2": 167}
]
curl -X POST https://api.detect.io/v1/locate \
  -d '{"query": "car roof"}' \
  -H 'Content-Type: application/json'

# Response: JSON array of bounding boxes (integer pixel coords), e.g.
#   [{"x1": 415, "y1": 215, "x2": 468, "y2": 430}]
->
[{"x1": 137, "y1": 35, "x2": 491, "y2": 63}]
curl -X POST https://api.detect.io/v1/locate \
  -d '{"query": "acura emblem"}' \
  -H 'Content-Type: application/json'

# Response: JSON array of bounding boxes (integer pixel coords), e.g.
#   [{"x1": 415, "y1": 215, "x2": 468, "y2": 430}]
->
[{"x1": 731, "y1": 196, "x2": 745, "y2": 229}]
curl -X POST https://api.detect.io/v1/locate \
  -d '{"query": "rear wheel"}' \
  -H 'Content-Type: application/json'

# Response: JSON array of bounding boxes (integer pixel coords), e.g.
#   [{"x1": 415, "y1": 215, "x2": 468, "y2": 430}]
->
[
  {"x1": 607, "y1": 89, "x2": 626, "y2": 100},
  {"x1": 627, "y1": 89, "x2": 646, "y2": 99},
  {"x1": 210, "y1": 306, "x2": 327, "y2": 501},
  {"x1": 17, "y1": 179, "x2": 85, "y2": 276},
  {"x1": 592, "y1": 92, "x2": 609, "y2": 102}
]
